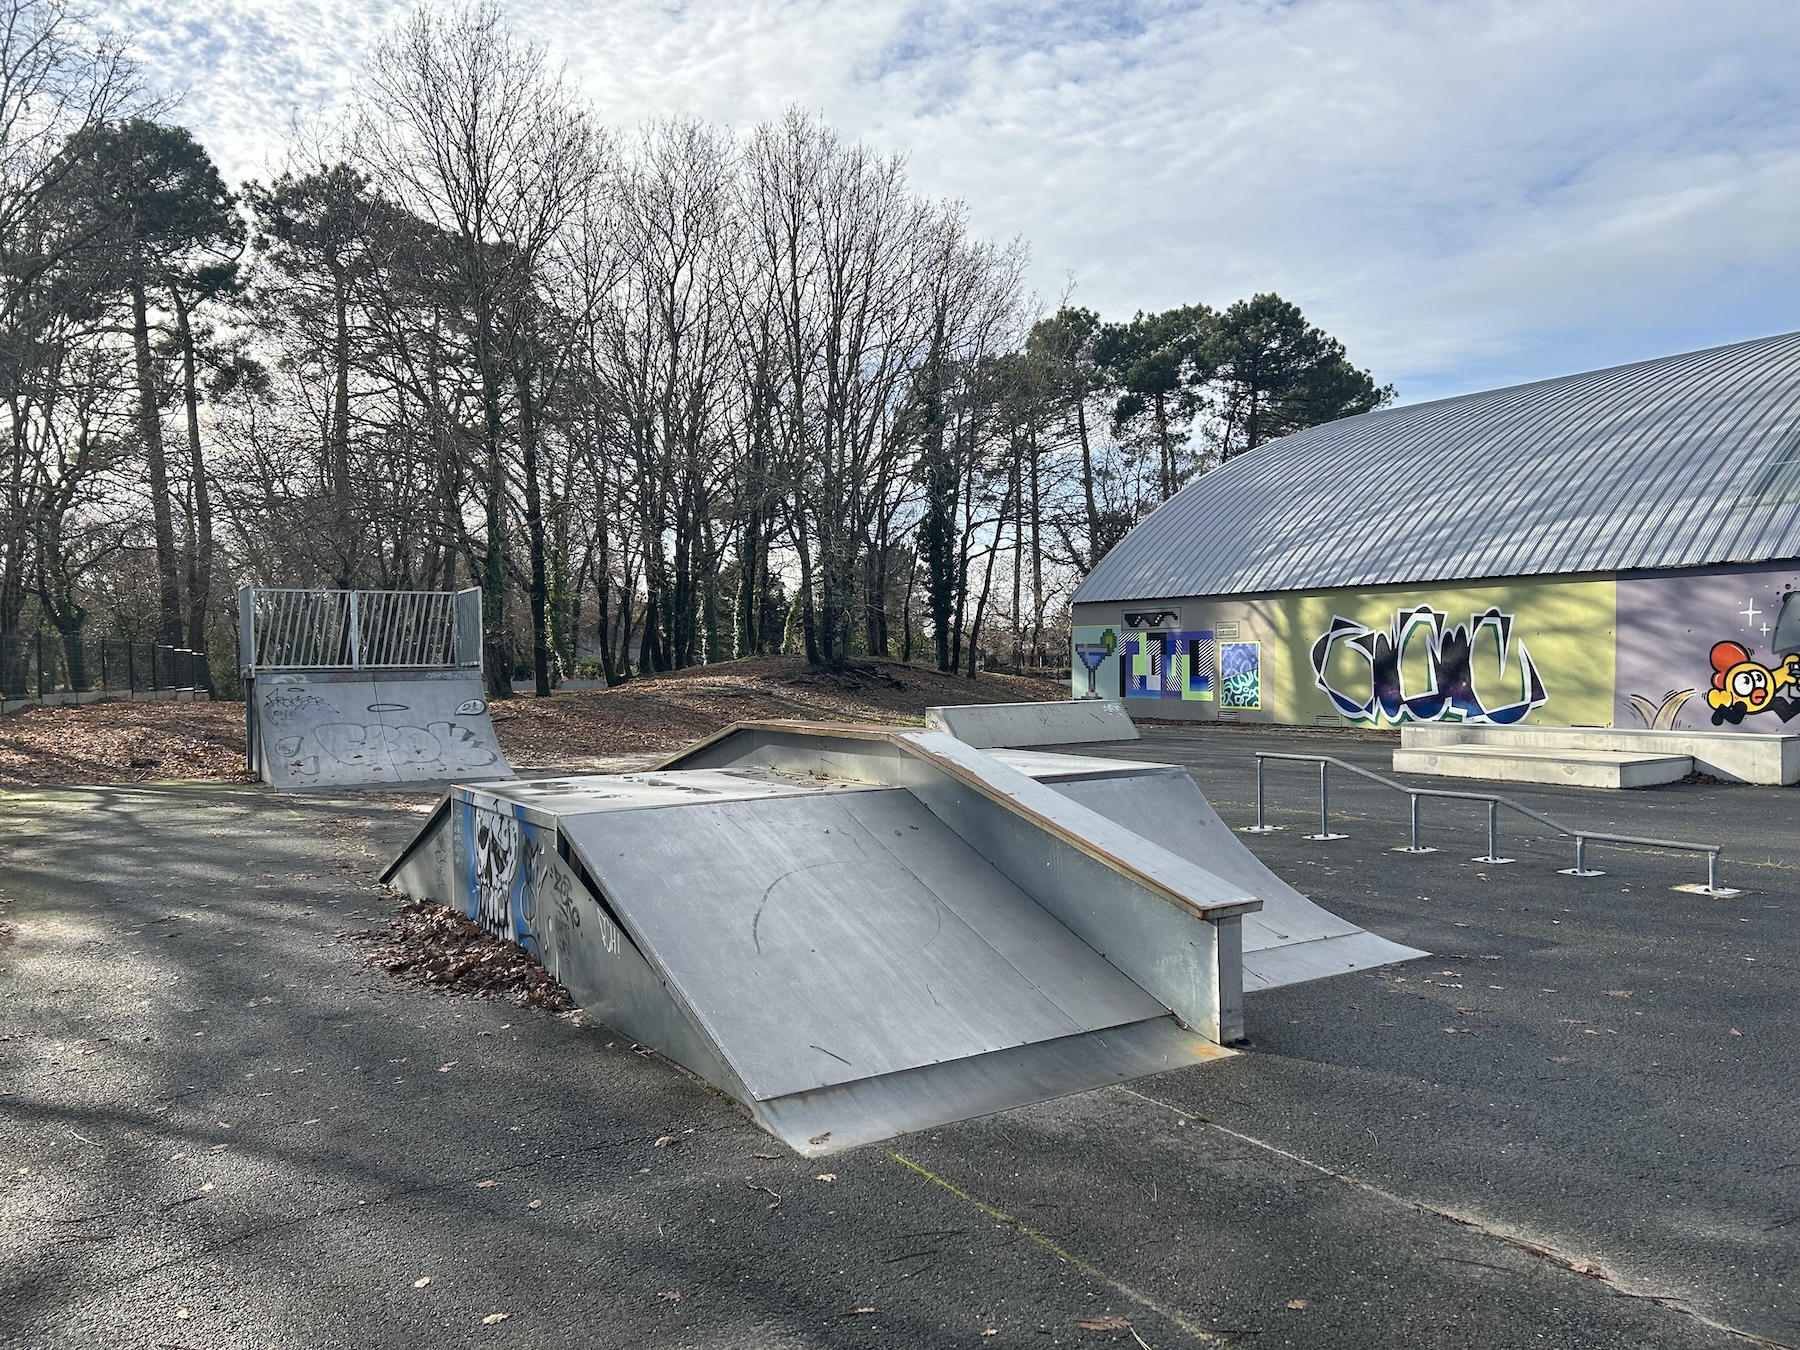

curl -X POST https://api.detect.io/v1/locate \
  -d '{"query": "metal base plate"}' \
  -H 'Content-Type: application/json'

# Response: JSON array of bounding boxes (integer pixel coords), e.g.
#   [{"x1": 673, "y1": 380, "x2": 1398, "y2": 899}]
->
[
  {"x1": 1671, "y1": 883, "x2": 1744, "y2": 897},
  {"x1": 1305, "y1": 832, "x2": 1350, "y2": 841},
  {"x1": 1472, "y1": 856, "x2": 1515, "y2": 864},
  {"x1": 1558, "y1": 868, "x2": 1606, "y2": 877}
]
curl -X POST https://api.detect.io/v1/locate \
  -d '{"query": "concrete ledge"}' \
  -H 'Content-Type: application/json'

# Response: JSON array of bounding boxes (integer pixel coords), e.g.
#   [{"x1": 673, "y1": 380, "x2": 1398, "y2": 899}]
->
[
  {"x1": 1400, "y1": 724, "x2": 1798, "y2": 786},
  {"x1": 1394, "y1": 744, "x2": 1693, "y2": 790},
  {"x1": 925, "y1": 699, "x2": 1139, "y2": 748}
]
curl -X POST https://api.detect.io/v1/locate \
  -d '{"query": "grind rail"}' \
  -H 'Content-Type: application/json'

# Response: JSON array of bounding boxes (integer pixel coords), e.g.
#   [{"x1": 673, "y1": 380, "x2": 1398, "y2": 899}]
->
[{"x1": 1247, "y1": 751, "x2": 1734, "y2": 896}]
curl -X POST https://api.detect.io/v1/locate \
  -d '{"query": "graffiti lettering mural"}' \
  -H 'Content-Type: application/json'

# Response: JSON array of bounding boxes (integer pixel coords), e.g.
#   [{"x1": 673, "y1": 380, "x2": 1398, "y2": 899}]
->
[
  {"x1": 1123, "y1": 629, "x2": 1216, "y2": 701},
  {"x1": 1311, "y1": 605, "x2": 1548, "y2": 725}
]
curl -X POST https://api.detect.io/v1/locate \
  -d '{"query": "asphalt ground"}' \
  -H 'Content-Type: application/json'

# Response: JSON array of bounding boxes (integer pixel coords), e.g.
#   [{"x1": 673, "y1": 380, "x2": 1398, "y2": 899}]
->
[{"x1": 0, "y1": 724, "x2": 1793, "y2": 1349}]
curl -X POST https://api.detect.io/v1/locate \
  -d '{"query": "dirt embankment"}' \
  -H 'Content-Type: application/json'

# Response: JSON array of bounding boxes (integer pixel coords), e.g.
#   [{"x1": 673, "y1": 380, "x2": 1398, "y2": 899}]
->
[{"x1": 0, "y1": 657, "x2": 1063, "y2": 788}]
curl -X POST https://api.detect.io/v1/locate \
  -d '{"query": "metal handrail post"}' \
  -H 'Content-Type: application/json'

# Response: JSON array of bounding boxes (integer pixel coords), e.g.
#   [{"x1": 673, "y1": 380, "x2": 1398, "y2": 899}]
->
[
  {"x1": 1559, "y1": 834, "x2": 1604, "y2": 877},
  {"x1": 1305, "y1": 758, "x2": 1348, "y2": 840},
  {"x1": 1473, "y1": 799, "x2": 1514, "y2": 864},
  {"x1": 1243, "y1": 756, "x2": 1282, "y2": 833}
]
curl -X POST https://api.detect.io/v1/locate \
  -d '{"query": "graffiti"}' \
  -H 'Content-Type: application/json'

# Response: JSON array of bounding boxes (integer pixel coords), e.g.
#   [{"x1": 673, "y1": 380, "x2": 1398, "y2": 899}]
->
[
  {"x1": 1220, "y1": 642, "x2": 1262, "y2": 710},
  {"x1": 1311, "y1": 605, "x2": 1548, "y2": 725},
  {"x1": 1123, "y1": 629, "x2": 1216, "y2": 701},
  {"x1": 1072, "y1": 628, "x2": 1117, "y2": 699},
  {"x1": 1626, "y1": 688, "x2": 1695, "y2": 730},
  {"x1": 1705, "y1": 641, "x2": 1800, "y2": 724},
  {"x1": 278, "y1": 720, "x2": 501, "y2": 780},
  {"x1": 471, "y1": 803, "x2": 521, "y2": 940},
  {"x1": 263, "y1": 685, "x2": 331, "y2": 724}
]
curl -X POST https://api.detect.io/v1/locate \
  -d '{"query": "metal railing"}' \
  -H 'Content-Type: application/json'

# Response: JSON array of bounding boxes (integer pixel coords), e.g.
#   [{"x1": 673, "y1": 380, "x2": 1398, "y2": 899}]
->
[
  {"x1": 239, "y1": 586, "x2": 482, "y2": 674},
  {"x1": 1248, "y1": 751, "x2": 1734, "y2": 895},
  {"x1": 0, "y1": 633, "x2": 210, "y2": 701}
]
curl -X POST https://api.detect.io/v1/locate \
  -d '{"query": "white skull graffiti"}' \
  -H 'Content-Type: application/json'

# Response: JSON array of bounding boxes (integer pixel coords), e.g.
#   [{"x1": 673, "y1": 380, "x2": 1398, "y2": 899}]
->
[{"x1": 472, "y1": 806, "x2": 520, "y2": 940}]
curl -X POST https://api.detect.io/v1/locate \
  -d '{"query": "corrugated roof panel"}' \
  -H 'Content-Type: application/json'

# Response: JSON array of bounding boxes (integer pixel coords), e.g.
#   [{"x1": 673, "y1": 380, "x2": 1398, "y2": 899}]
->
[{"x1": 1074, "y1": 331, "x2": 1800, "y2": 604}]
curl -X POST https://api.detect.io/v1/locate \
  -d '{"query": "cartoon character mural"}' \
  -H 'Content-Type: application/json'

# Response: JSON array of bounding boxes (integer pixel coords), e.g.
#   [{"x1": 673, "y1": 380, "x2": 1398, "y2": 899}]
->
[
  {"x1": 1310, "y1": 605, "x2": 1548, "y2": 725},
  {"x1": 1705, "y1": 640, "x2": 1800, "y2": 724},
  {"x1": 1625, "y1": 590, "x2": 1800, "y2": 729}
]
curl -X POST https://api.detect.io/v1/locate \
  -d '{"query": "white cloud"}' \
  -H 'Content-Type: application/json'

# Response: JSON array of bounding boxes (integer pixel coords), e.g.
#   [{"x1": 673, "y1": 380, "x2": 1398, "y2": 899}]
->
[{"x1": 92, "y1": 0, "x2": 1800, "y2": 403}]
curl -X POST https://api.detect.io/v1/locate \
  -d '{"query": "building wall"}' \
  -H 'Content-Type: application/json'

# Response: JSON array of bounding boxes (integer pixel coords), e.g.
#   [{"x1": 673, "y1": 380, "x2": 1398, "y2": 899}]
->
[
  {"x1": 1075, "y1": 563, "x2": 1800, "y2": 731},
  {"x1": 1615, "y1": 561, "x2": 1800, "y2": 733},
  {"x1": 1074, "y1": 575, "x2": 1617, "y2": 729}
]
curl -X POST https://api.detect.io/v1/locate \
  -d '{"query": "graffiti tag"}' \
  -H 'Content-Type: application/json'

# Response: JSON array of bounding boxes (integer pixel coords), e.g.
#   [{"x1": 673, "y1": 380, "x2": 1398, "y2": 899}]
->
[{"x1": 1311, "y1": 605, "x2": 1547, "y2": 725}]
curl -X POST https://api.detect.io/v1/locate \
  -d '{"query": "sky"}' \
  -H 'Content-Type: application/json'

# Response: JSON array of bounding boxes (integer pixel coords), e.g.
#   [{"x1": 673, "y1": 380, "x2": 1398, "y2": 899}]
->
[{"x1": 94, "y1": 0, "x2": 1800, "y2": 405}]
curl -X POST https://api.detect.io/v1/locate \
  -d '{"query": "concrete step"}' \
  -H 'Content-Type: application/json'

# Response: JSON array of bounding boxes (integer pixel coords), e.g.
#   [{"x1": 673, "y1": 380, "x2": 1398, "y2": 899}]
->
[
  {"x1": 1398, "y1": 724, "x2": 1800, "y2": 785},
  {"x1": 1393, "y1": 744, "x2": 1693, "y2": 789}
]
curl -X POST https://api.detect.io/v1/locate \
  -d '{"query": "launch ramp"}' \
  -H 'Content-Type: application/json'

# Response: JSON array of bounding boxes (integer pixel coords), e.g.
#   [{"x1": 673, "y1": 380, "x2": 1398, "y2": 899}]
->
[
  {"x1": 384, "y1": 723, "x2": 1263, "y2": 1153},
  {"x1": 990, "y1": 750, "x2": 1427, "y2": 990},
  {"x1": 926, "y1": 699, "x2": 1139, "y2": 748},
  {"x1": 239, "y1": 586, "x2": 514, "y2": 791}
]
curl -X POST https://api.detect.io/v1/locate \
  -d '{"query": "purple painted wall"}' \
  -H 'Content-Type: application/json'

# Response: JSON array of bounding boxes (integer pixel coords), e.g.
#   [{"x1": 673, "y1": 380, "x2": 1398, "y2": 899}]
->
[{"x1": 1615, "y1": 562, "x2": 1800, "y2": 733}]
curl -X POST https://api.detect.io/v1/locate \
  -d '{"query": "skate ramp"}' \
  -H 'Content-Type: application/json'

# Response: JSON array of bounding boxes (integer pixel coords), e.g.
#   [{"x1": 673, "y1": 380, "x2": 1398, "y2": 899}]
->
[
  {"x1": 250, "y1": 669, "x2": 514, "y2": 791},
  {"x1": 926, "y1": 699, "x2": 1138, "y2": 748},
  {"x1": 991, "y1": 749, "x2": 1427, "y2": 990},
  {"x1": 384, "y1": 724, "x2": 1258, "y2": 1153}
]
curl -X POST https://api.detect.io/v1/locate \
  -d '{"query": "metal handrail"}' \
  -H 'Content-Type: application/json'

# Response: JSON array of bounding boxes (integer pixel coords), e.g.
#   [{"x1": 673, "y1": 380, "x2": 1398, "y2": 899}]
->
[{"x1": 1249, "y1": 751, "x2": 1732, "y2": 895}]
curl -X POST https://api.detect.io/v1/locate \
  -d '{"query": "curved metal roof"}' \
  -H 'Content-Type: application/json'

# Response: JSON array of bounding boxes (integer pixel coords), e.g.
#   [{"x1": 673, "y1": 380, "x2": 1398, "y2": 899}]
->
[{"x1": 1074, "y1": 330, "x2": 1800, "y2": 605}]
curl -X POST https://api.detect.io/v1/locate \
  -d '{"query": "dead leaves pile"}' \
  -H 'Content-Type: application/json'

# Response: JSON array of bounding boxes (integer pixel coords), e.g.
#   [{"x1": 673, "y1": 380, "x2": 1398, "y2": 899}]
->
[
  {"x1": 0, "y1": 699, "x2": 249, "y2": 786},
  {"x1": 348, "y1": 900, "x2": 574, "y2": 1011}
]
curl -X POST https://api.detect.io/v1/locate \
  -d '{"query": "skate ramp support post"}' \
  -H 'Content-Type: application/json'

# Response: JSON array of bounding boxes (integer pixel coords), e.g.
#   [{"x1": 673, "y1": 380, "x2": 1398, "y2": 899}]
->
[{"x1": 656, "y1": 721, "x2": 1260, "y2": 1042}]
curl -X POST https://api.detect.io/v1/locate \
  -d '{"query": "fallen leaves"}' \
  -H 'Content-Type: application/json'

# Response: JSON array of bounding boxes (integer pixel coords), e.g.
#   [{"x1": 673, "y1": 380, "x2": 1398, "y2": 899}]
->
[
  {"x1": 653, "y1": 1135, "x2": 680, "y2": 1148},
  {"x1": 808, "y1": 1132, "x2": 831, "y2": 1146},
  {"x1": 658, "y1": 1290, "x2": 682, "y2": 1302},
  {"x1": 1077, "y1": 1314, "x2": 1131, "y2": 1331},
  {"x1": 1286, "y1": 1298, "x2": 1310, "y2": 1309},
  {"x1": 413, "y1": 1277, "x2": 432, "y2": 1289},
  {"x1": 346, "y1": 901, "x2": 575, "y2": 1011},
  {"x1": 1604, "y1": 990, "x2": 1632, "y2": 998},
  {"x1": 845, "y1": 1307, "x2": 876, "y2": 1316},
  {"x1": 814, "y1": 1173, "x2": 837, "y2": 1183},
  {"x1": 527, "y1": 1199, "x2": 542, "y2": 1211},
  {"x1": 474, "y1": 1179, "x2": 499, "y2": 1188},
  {"x1": 481, "y1": 1312, "x2": 510, "y2": 1325}
]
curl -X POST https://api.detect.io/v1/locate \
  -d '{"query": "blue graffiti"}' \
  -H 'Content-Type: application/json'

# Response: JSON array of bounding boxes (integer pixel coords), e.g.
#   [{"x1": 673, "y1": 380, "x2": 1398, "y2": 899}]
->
[{"x1": 1310, "y1": 606, "x2": 1548, "y2": 725}]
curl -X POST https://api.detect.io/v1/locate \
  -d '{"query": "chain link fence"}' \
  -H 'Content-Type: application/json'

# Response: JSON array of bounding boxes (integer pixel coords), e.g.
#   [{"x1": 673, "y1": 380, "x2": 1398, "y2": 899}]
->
[{"x1": 0, "y1": 633, "x2": 211, "y2": 702}]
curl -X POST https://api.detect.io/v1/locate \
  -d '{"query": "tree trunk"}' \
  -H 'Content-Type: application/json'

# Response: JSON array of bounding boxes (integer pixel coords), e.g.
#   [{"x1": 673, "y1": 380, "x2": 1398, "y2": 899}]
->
[
  {"x1": 171, "y1": 287, "x2": 214, "y2": 672},
  {"x1": 131, "y1": 279, "x2": 182, "y2": 647}
]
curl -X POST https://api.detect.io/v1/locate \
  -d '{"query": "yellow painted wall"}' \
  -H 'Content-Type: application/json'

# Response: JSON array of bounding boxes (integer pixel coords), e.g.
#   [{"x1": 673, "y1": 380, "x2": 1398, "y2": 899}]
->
[
  {"x1": 1073, "y1": 575, "x2": 1617, "y2": 727},
  {"x1": 1271, "y1": 577, "x2": 1616, "y2": 726}
]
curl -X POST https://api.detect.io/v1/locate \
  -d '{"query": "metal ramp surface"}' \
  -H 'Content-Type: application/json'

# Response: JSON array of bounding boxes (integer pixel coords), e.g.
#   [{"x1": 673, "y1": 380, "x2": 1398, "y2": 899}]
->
[
  {"x1": 249, "y1": 670, "x2": 514, "y2": 791},
  {"x1": 240, "y1": 585, "x2": 515, "y2": 791},
  {"x1": 384, "y1": 722, "x2": 1423, "y2": 1153},
  {"x1": 384, "y1": 724, "x2": 1267, "y2": 1153},
  {"x1": 989, "y1": 750, "x2": 1428, "y2": 989}
]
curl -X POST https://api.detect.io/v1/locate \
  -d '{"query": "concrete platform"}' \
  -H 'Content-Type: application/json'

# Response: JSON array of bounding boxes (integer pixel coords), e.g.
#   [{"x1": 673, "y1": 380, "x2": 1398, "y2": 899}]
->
[
  {"x1": 1401, "y1": 723, "x2": 1799, "y2": 785},
  {"x1": 1393, "y1": 743, "x2": 1693, "y2": 788}
]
